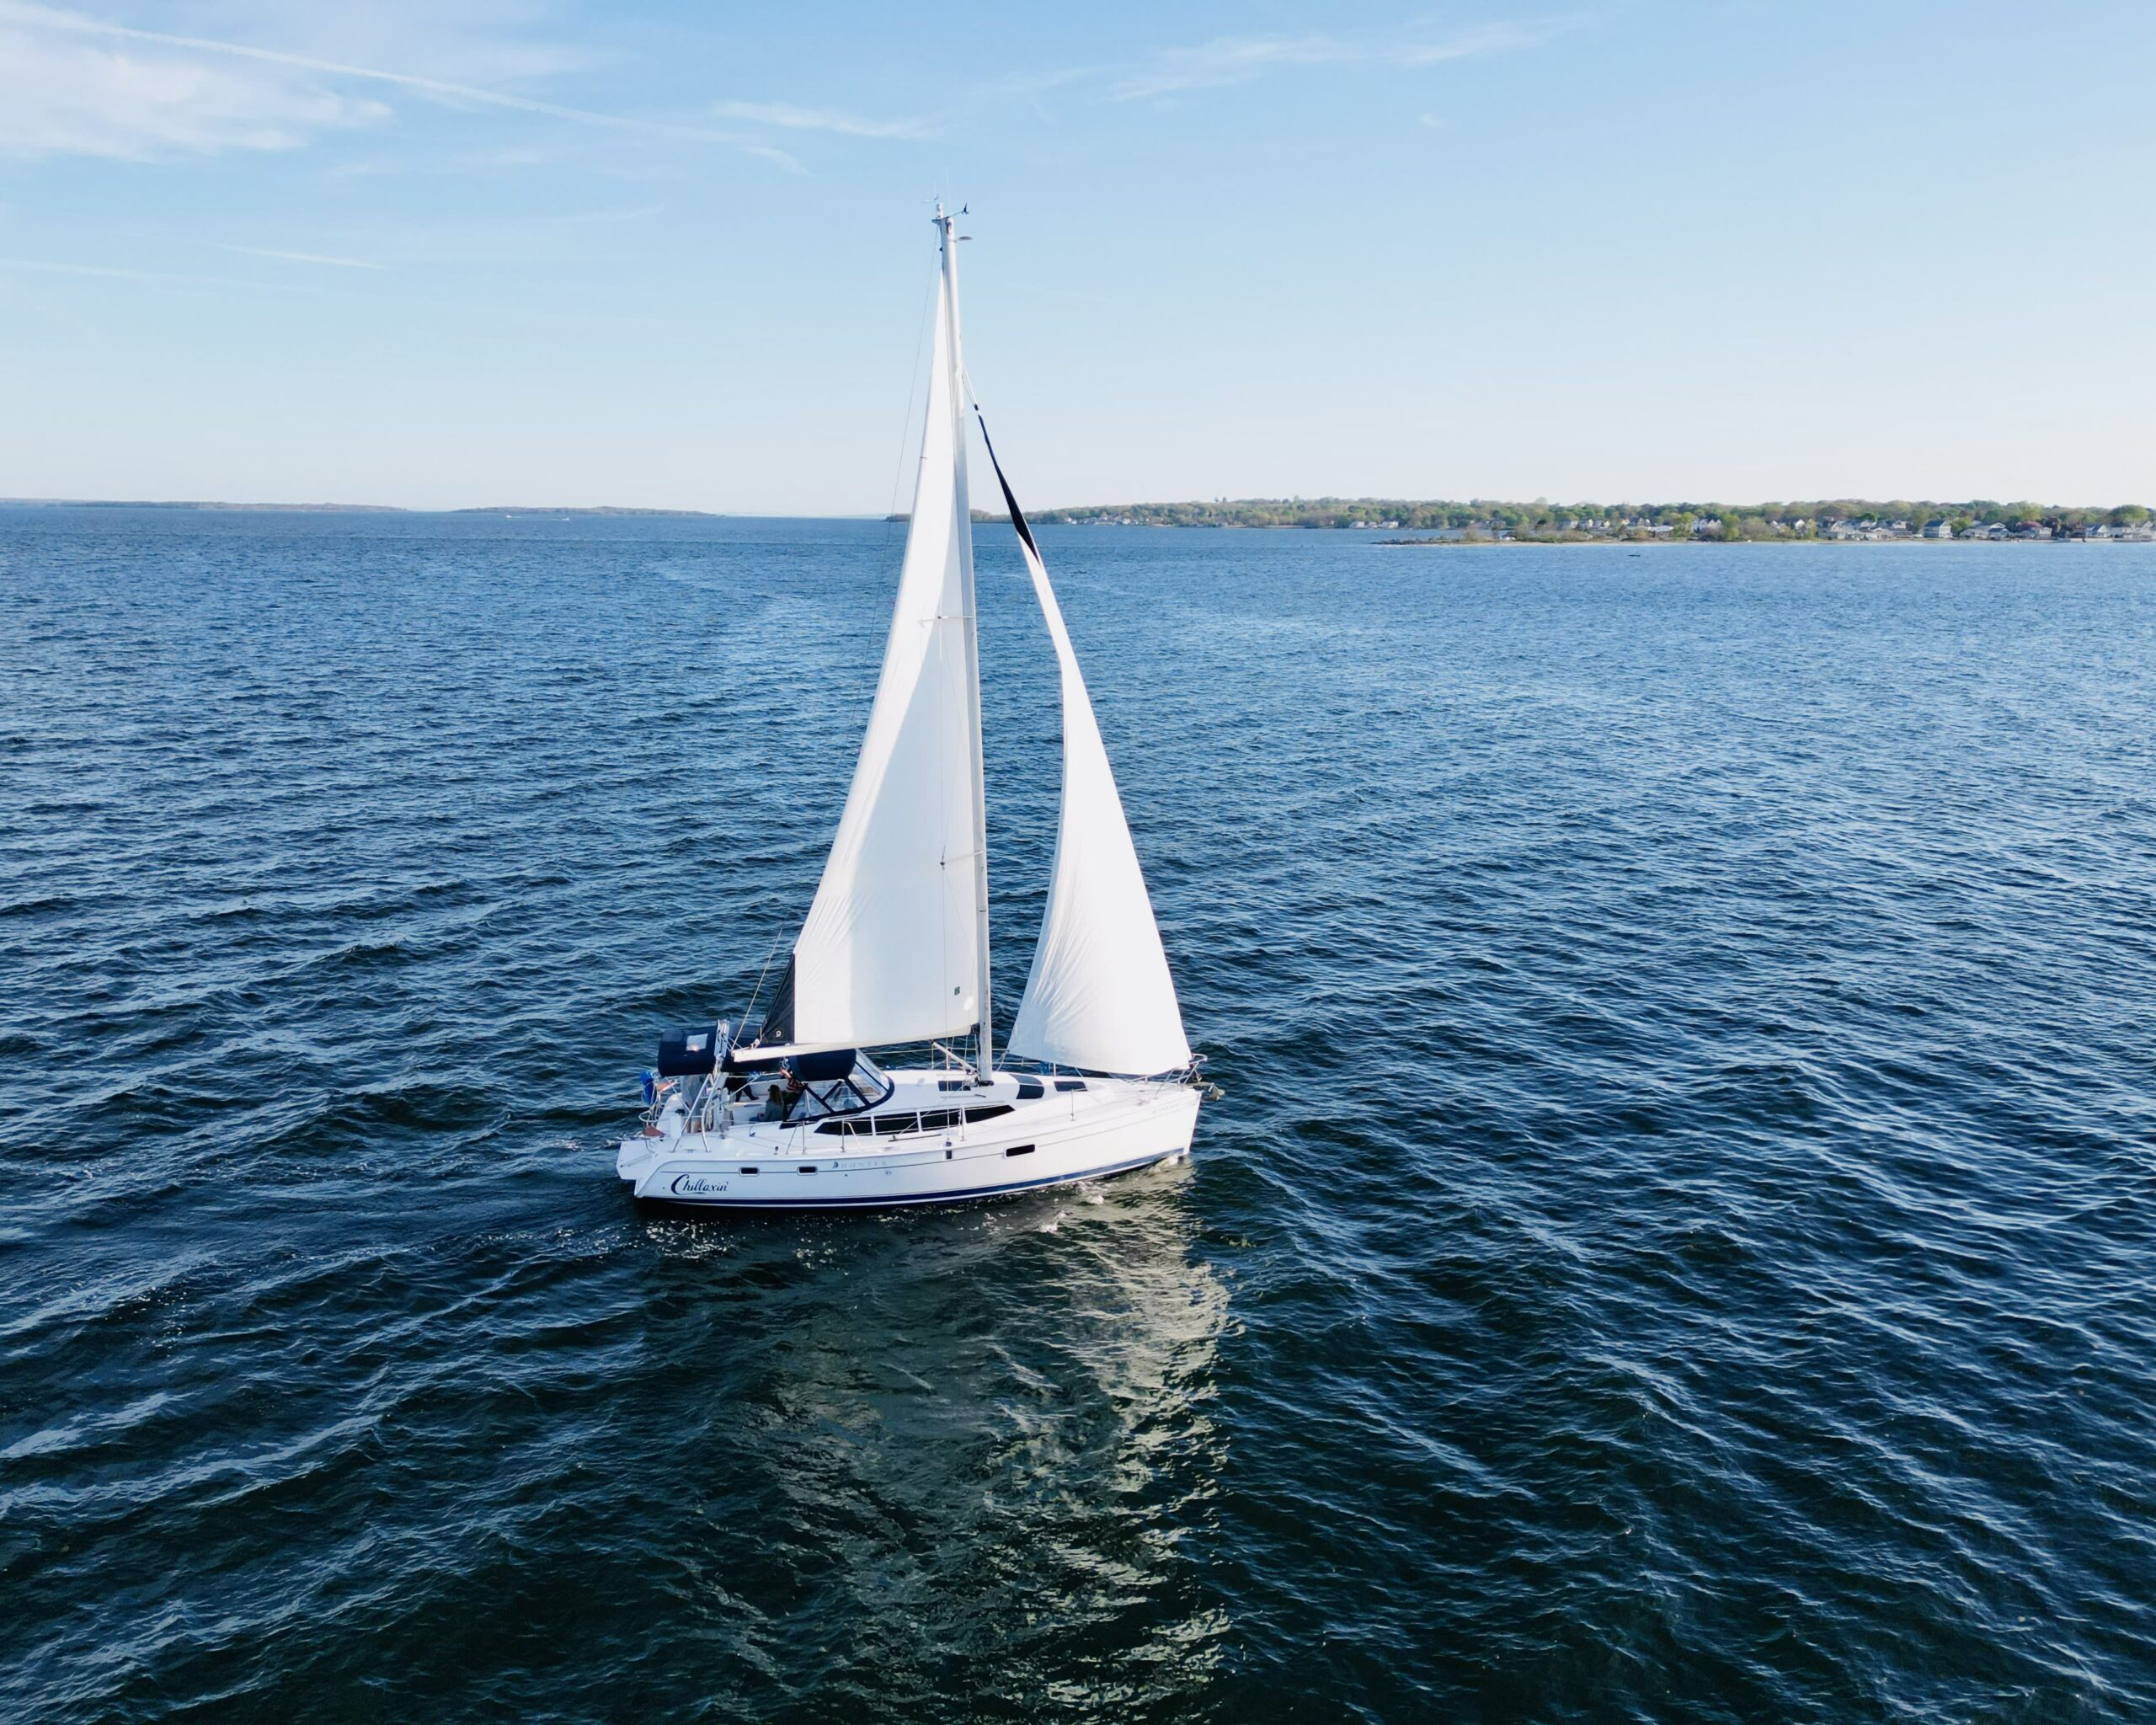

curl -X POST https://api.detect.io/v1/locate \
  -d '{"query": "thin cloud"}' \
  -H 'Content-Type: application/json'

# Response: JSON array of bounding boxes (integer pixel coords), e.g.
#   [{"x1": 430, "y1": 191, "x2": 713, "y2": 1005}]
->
[
  {"x1": 0, "y1": 2, "x2": 796, "y2": 164},
  {"x1": 217, "y1": 243, "x2": 385, "y2": 270},
  {"x1": 0, "y1": 254, "x2": 672, "y2": 328},
  {"x1": 1393, "y1": 21, "x2": 1569, "y2": 65},
  {"x1": 0, "y1": 255, "x2": 248, "y2": 284},
  {"x1": 0, "y1": 15, "x2": 385, "y2": 158},
  {"x1": 1111, "y1": 19, "x2": 1574, "y2": 101},
  {"x1": 1113, "y1": 34, "x2": 1348, "y2": 101},
  {"x1": 713, "y1": 99, "x2": 935, "y2": 141}
]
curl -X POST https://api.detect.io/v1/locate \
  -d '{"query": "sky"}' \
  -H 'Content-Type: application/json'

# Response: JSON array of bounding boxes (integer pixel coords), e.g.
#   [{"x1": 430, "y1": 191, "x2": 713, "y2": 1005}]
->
[{"x1": 1, "y1": 0, "x2": 2152, "y2": 513}]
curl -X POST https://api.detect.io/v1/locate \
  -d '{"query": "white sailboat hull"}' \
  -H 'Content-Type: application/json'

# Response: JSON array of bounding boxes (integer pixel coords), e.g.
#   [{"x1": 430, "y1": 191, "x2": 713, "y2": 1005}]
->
[{"x1": 616, "y1": 1071, "x2": 1199, "y2": 1210}]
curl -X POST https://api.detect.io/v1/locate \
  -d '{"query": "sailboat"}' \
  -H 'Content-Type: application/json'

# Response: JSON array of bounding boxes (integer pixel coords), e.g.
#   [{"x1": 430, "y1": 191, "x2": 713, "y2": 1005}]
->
[{"x1": 614, "y1": 207, "x2": 1203, "y2": 1209}]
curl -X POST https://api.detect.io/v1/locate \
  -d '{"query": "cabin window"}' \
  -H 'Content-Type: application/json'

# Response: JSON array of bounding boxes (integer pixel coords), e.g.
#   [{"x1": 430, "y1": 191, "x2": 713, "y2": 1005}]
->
[
  {"x1": 799, "y1": 1165, "x2": 817, "y2": 1174},
  {"x1": 963, "y1": 1104, "x2": 1013, "y2": 1124},
  {"x1": 739, "y1": 1167, "x2": 759, "y2": 1175},
  {"x1": 1016, "y1": 1080, "x2": 1044, "y2": 1100},
  {"x1": 1054, "y1": 1079, "x2": 1088, "y2": 1093},
  {"x1": 1004, "y1": 1144, "x2": 1036, "y2": 1158}
]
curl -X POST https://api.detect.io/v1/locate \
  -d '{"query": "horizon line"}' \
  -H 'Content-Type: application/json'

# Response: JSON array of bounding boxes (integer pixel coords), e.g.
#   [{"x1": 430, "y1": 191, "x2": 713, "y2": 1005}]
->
[{"x1": 5, "y1": 493, "x2": 2152, "y2": 517}]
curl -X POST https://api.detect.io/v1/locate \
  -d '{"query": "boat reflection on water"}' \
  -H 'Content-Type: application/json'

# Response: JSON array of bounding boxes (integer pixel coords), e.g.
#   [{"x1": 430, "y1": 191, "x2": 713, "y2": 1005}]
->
[{"x1": 625, "y1": 1164, "x2": 1231, "y2": 1714}]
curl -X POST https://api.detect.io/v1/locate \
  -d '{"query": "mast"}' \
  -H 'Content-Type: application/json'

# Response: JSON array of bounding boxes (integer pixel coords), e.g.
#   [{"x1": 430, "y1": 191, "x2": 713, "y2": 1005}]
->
[{"x1": 937, "y1": 204, "x2": 994, "y2": 1080}]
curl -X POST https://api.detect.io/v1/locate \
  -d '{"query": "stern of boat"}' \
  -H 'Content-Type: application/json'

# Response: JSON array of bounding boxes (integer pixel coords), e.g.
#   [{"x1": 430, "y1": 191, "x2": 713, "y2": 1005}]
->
[{"x1": 617, "y1": 1089, "x2": 685, "y2": 1188}]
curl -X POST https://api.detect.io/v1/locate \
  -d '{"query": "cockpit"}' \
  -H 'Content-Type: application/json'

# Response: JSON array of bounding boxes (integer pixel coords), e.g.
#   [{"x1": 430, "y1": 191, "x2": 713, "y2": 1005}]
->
[
  {"x1": 647, "y1": 1023, "x2": 893, "y2": 1135},
  {"x1": 728, "y1": 1046, "x2": 894, "y2": 1127}
]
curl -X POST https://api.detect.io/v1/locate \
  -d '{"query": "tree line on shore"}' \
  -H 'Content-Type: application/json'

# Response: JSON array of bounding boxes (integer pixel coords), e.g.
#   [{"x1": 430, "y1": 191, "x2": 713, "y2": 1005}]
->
[{"x1": 1023, "y1": 497, "x2": 2153, "y2": 538}]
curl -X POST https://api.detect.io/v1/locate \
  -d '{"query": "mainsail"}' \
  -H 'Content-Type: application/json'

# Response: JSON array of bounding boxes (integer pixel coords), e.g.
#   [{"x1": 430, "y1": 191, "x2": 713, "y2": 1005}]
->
[
  {"x1": 979, "y1": 417, "x2": 1193, "y2": 1076},
  {"x1": 777, "y1": 214, "x2": 989, "y2": 1054}
]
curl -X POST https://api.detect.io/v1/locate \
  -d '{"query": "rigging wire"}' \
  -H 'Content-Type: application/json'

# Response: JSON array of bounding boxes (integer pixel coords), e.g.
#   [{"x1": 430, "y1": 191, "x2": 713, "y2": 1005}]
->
[
  {"x1": 740, "y1": 934, "x2": 784, "y2": 1033},
  {"x1": 883, "y1": 258, "x2": 939, "y2": 557}
]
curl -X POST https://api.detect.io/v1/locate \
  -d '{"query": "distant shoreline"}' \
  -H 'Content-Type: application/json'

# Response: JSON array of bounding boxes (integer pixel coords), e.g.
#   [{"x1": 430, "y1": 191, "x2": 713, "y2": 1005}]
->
[
  {"x1": 1037, "y1": 497, "x2": 2156, "y2": 543},
  {"x1": 5, "y1": 496, "x2": 2151, "y2": 544},
  {"x1": 1372, "y1": 531, "x2": 2150, "y2": 547}
]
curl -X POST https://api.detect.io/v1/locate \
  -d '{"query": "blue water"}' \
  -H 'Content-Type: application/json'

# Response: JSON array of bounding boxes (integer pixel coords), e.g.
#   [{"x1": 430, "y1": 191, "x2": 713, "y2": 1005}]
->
[{"x1": 4, "y1": 508, "x2": 2154, "y2": 1721}]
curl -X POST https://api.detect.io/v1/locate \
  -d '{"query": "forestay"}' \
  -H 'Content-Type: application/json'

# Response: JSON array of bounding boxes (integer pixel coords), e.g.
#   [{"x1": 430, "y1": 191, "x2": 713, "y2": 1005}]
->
[
  {"x1": 979, "y1": 417, "x2": 1193, "y2": 1076},
  {"x1": 783, "y1": 244, "x2": 984, "y2": 1052}
]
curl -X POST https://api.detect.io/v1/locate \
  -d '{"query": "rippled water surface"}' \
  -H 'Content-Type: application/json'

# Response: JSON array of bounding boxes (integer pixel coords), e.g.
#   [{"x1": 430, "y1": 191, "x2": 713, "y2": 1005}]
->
[{"x1": 5, "y1": 509, "x2": 2155, "y2": 1722}]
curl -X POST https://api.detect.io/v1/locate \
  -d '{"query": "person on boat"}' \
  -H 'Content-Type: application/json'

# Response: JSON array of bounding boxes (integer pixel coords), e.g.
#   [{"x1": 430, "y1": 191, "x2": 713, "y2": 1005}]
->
[{"x1": 764, "y1": 1071, "x2": 805, "y2": 1123}]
